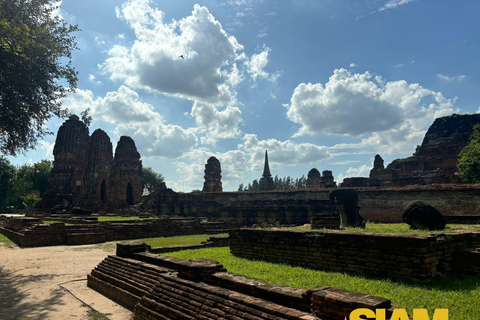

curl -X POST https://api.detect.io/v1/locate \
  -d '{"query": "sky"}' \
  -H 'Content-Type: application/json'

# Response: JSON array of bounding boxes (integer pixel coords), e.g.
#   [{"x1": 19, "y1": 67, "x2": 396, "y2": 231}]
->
[{"x1": 7, "y1": 0, "x2": 480, "y2": 192}]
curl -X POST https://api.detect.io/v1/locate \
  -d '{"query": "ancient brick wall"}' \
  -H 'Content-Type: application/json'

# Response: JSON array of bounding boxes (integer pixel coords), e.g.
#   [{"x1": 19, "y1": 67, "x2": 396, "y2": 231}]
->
[
  {"x1": 0, "y1": 218, "x2": 223, "y2": 247},
  {"x1": 229, "y1": 228, "x2": 480, "y2": 283},
  {"x1": 149, "y1": 185, "x2": 480, "y2": 224},
  {"x1": 88, "y1": 243, "x2": 396, "y2": 320}
]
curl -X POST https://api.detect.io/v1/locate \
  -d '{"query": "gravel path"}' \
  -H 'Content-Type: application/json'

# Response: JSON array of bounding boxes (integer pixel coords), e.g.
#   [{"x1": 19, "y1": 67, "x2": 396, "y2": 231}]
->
[{"x1": 0, "y1": 242, "x2": 133, "y2": 320}]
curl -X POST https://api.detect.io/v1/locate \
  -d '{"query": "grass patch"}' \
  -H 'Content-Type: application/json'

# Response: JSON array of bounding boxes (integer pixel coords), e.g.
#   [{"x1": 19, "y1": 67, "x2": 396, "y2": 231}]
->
[
  {"x1": 88, "y1": 233, "x2": 228, "y2": 252},
  {"x1": 164, "y1": 247, "x2": 480, "y2": 319},
  {"x1": 85, "y1": 310, "x2": 112, "y2": 320},
  {"x1": 96, "y1": 216, "x2": 157, "y2": 222},
  {"x1": 0, "y1": 232, "x2": 16, "y2": 247},
  {"x1": 291, "y1": 223, "x2": 480, "y2": 235}
]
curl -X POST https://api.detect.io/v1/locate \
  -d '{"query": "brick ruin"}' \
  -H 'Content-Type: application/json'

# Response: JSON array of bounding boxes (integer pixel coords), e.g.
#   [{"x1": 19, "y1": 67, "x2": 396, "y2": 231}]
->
[
  {"x1": 306, "y1": 168, "x2": 337, "y2": 188},
  {"x1": 343, "y1": 113, "x2": 480, "y2": 187},
  {"x1": 40, "y1": 115, "x2": 142, "y2": 211},
  {"x1": 87, "y1": 242, "x2": 399, "y2": 320},
  {"x1": 202, "y1": 156, "x2": 222, "y2": 192},
  {"x1": 230, "y1": 228, "x2": 480, "y2": 283}
]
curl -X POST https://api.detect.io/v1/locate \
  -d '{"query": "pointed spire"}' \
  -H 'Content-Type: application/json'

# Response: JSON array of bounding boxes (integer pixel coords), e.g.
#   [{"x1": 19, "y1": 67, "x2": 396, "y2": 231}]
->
[
  {"x1": 259, "y1": 150, "x2": 275, "y2": 191},
  {"x1": 262, "y1": 150, "x2": 272, "y2": 178}
]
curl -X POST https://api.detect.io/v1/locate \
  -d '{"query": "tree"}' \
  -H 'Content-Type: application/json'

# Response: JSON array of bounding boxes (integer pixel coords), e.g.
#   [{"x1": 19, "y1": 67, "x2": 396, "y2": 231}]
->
[
  {"x1": 0, "y1": 156, "x2": 15, "y2": 209},
  {"x1": 141, "y1": 167, "x2": 164, "y2": 195},
  {"x1": 15, "y1": 160, "x2": 52, "y2": 196},
  {"x1": 0, "y1": 0, "x2": 79, "y2": 156},
  {"x1": 458, "y1": 124, "x2": 480, "y2": 183}
]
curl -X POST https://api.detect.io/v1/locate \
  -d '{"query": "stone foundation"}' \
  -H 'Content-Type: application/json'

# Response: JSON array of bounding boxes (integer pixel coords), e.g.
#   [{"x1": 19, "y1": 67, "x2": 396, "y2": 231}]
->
[
  {"x1": 88, "y1": 243, "x2": 397, "y2": 320},
  {"x1": 229, "y1": 228, "x2": 480, "y2": 283},
  {"x1": 0, "y1": 217, "x2": 231, "y2": 247}
]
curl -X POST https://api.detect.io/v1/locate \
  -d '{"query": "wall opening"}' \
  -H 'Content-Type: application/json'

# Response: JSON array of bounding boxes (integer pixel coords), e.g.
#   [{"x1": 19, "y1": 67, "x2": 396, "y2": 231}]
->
[
  {"x1": 100, "y1": 179, "x2": 107, "y2": 204},
  {"x1": 126, "y1": 182, "x2": 134, "y2": 205}
]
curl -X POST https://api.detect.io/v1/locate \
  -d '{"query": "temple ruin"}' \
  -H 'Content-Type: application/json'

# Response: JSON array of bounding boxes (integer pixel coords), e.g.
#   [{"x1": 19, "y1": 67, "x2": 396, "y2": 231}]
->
[
  {"x1": 41, "y1": 115, "x2": 142, "y2": 211},
  {"x1": 202, "y1": 156, "x2": 222, "y2": 192},
  {"x1": 258, "y1": 150, "x2": 275, "y2": 191},
  {"x1": 343, "y1": 113, "x2": 480, "y2": 187}
]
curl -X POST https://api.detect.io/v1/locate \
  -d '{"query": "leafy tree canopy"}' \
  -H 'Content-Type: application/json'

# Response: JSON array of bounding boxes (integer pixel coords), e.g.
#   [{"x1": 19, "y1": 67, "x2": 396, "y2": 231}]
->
[
  {"x1": 142, "y1": 167, "x2": 165, "y2": 195},
  {"x1": 458, "y1": 124, "x2": 480, "y2": 183},
  {"x1": 0, "y1": 0, "x2": 79, "y2": 156}
]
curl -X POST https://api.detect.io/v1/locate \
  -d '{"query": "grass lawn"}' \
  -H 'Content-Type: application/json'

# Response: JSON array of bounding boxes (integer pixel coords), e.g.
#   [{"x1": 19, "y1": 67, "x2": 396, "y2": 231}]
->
[
  {"x1": 164, "y1": 247, "x2": 480, "y2": 320},
  {"x1": 0, "y1": 232, "x2": 16, "y2": 247},
  {"x1": 96, "y1": 216, "x2": 157, "y2": 222},
  {"x1": 292, "y1": 222, "x2": 480, "y2": 235}
]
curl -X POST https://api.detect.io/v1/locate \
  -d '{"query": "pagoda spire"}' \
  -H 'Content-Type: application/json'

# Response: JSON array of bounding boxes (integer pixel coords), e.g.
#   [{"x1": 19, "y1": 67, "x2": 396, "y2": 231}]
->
[
  {"x1": 259, "y1": 150, "x2": 274, "y2": 191},
  {"x1": 262, "y1": 150, "x2": 272, "y2": 178}
]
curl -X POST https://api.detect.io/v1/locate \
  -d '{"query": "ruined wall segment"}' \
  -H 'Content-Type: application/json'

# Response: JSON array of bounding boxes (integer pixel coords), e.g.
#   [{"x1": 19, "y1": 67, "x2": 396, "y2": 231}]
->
[
  {"x1": 109, "y1": 136, "x2": 143, "y2": 207},
  {"x1": 46, "y1": 115, "x2": 89, "y2": 205},
  {"x1": 367, "y1": 113, "x2": 480, "y2": 187},
  {"x1": 86, "y1": 129, "x2": 113, "y2": 208},
  {"x1": 202, "y1": 156, "x2": 222, "y2": 192}
]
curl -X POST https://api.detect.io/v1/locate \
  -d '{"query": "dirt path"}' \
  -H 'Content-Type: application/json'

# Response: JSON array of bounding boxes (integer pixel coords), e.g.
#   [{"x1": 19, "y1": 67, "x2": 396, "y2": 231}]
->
[{"x1": 0, "y1": 242, "x2": 133, "y2": 320}]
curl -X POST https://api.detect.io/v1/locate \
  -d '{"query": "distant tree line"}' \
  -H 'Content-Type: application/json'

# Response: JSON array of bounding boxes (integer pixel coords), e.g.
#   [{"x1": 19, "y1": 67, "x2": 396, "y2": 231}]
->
[
  {"x1": 238, "y1": 175, "x2": 307, "y2": 192},
  {"x1": 0, "y1": 157, "x2": 52, "y2": 210}
]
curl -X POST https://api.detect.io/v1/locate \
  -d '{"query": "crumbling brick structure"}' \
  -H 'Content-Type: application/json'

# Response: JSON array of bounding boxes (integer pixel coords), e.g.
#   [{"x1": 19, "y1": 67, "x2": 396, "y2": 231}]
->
[
  {"x1": 41, "y1": 115, "x2": 142, "y2": 211},
  {"x1": 202, "y1": 156, "x2": 223, "y2": 192}
]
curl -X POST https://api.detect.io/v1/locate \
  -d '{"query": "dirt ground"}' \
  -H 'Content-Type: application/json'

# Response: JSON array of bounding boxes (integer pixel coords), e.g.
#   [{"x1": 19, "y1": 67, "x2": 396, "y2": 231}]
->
[{"x1": 0, "y1": 242, "x2": 134, "y2": 320}]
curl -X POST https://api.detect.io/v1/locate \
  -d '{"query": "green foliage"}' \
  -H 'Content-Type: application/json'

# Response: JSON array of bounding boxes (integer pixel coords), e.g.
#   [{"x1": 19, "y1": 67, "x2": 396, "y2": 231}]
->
[
  {"x1": 0, "y1": 158, "x2": 52, "y2": 209},
  {"x1": 141, "y1": 167, "x2": 164, "y2": 195},
  {"x1": 239, "y1": 175, "x2": 306, "y2": 191},
  {"x1": 458, "y1": 124, "x2": 480, "y2": 183},
  {"x1": 165, "y1": 247, "x2": 480, "y2": 320},
  {"x1": 0, "y1": 156, "x2": 16, "y2": 209},
  {"x1": 0, "y1": 0, "x2": 79, "y2": 156},
  {"x1": 20, "y1": 193, "x2": 41, "y2": 210}
]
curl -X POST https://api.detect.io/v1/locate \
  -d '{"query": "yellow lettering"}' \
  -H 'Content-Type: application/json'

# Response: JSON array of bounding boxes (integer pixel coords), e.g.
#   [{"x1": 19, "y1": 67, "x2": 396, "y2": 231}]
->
[
  {"x1": 350, "y1": 308, "x2": 376, "y2": 320},
  {"x1": 375, "y1": 309, "x2": 386, "y2": 320},
  {"x1": 413, "y1": 309, "x2": 448, "y2": 320},
  {"x1": 391, "y1": 309, "x2": 409, "y2": 320}
]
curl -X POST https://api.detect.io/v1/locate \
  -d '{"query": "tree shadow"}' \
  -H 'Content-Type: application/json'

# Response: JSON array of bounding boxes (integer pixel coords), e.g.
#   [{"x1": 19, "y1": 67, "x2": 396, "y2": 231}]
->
[{"x1": 0, "y1": 266, "x2": 74, "y2": 319}]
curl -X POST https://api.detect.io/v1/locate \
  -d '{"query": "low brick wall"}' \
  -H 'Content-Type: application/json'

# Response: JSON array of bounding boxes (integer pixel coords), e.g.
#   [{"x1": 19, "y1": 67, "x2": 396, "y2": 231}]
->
[
  {"x1": 229, "y1": 228, "x2": 480, "y2": 283},
  {"x1": 452, "y1": 247, "x2": 480, "y2": 276},
  {"x1": 88, "y1": 243, "x2": 397, "y2": 320},
  {"x1": 0, "y1": 217, "x2": 230, "y2": 247}
]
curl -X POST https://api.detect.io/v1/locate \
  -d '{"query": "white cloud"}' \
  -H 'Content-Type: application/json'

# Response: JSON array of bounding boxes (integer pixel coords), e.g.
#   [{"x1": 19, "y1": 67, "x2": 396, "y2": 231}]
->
[
  {"x1": 88, "y1": 74, "x2": 102, "y2": 85},
  {"x1": 349, "y1": 63, "x2": 357, "y2": 67},
  {"x1": 379, "y1": 0, "x2": 418, "y2": 12},
  {"x1": 437, "y1": 74, "x2": 466, "y2": 82},
  {"x1": 102, "y1": 2, "x2": 245, "y2": 106},
  {"x1": 336, "y1": 164, "x2": 371, "y2": 184},
  {"x1": 245, "y1": 46, "x2": 278, "y2": 82},
  {"x1": 62, "y1": 86, "x2": 197, "y2": 158},
  {"x1": 285, "y1": 68, "x2": 457, "y2": 155},
  {"x1": 190, "y1": 102, "x2": 243, "y2": 144},
  {"x1": 38, "y1": 141, "x2": 54, "y2": 160},
  {"x1": 240, "y1": 134, "x2": 331, "y2": 171}
]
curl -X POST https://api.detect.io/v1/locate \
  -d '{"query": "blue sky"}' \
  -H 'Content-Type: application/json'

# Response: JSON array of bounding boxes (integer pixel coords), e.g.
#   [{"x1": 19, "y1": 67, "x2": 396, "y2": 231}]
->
[{"x1": 8, "y1": 0, "x2": 480, "y2": 192}]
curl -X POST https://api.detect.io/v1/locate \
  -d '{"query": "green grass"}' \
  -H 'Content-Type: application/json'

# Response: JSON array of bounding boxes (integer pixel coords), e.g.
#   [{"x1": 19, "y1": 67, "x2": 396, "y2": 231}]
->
[
  {"x1": 96, "y1": 216, "x2": 157, "y2": 222},
  {"x1": 164, "y1": 247, "x2": 480, "y2": 320},
  {"x1": 291, "y1": 223, "x2": 480, "y2": 235},
  {"x1": 89, "y1": 233, "x2": 228, "y2": 252},
  {"x1": 0, "y1": 232, "x2": 16, "y2": 247}
]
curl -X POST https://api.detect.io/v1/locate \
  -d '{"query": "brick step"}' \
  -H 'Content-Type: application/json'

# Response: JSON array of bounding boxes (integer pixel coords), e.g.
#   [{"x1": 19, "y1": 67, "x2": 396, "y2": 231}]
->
[{"x1": 140, "y1": 273, "x2": 316, "y2": 320}]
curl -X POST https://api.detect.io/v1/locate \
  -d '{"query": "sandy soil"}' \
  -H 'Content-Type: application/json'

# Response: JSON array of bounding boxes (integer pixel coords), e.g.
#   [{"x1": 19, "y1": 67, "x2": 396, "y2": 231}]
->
[{"x1": 0, "y1": 242, "x2": 134, "y2": 320}]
